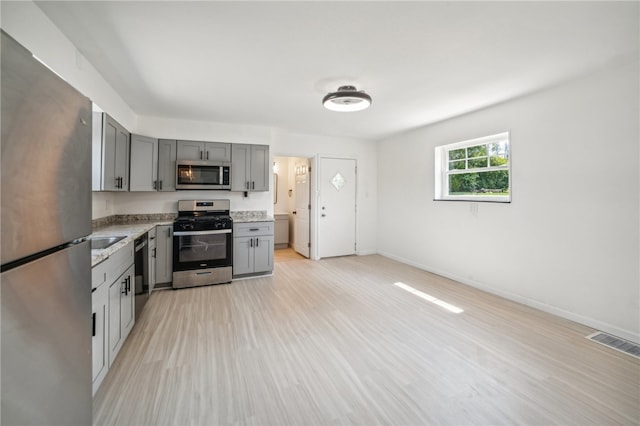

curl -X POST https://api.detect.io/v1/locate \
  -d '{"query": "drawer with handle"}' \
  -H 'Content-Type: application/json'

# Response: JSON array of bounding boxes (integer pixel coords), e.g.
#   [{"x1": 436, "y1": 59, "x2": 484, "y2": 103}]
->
[{"x1": 233, "y1": 221, "x2": 274, "y2": 237}]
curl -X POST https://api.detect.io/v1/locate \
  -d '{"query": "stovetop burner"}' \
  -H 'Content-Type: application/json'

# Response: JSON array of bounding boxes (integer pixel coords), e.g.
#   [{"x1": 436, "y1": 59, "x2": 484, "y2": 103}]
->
[
  {"x1": 175, "y1": 215, "x2": 232, "y2": 222},
  {"x1": 174, "y1": 199, "x2": 233, "y2": 232}
]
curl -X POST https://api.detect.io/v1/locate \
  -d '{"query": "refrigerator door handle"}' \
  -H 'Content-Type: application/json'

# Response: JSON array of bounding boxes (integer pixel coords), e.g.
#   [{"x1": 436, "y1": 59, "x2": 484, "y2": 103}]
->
[{"x1": 92, "y1": 312, "x2": 96, "y2": 337}]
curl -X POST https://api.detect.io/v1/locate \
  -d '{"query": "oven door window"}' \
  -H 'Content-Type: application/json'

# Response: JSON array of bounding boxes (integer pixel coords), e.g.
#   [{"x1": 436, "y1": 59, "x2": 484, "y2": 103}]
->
[
  {"x1": 175, "y1": 233, "x2": 230, "y2": 267},
  {"x1": 177, "y1": 164, "x2": 221, "y2": 186}
]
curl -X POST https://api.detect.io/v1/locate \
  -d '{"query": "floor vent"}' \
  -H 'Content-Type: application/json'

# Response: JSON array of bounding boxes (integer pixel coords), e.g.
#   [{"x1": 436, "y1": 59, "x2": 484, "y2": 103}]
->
[{"x1": 586, "y1": 332, "x2": 640, "y2": 359}]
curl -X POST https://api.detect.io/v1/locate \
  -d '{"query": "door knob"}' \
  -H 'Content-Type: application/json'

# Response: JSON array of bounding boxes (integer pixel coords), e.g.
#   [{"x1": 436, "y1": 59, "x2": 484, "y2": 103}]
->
[{"x1": 321, "y1": 214, "x2": 326, "y2": 217}]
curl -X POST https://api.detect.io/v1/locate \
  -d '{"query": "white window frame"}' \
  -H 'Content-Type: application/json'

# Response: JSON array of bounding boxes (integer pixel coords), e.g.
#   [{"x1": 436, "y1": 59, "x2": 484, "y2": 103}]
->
[{"x1": 434, "y1": 132, "x2": 511, "y2": 203}]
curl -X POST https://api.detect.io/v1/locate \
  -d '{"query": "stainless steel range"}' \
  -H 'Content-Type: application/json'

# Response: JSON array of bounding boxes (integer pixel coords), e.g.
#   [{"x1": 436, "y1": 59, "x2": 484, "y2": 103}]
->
[{"x1": 172, "y1": 199, "x2": 233, "y2": 289}]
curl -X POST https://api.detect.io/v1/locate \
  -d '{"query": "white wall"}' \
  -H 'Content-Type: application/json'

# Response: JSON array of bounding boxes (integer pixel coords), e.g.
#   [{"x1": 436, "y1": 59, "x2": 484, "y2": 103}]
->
[
  {"x1": 273, "y1": 156, "x2": 290, "y2": 214},
  {"x1": 0, "y1": 1, "x2": 136, "y2": 130},
  {"x1": 377, "y1": 60, "x2": 640, "y2": 342},
  {"x1": 272, "y1": 129, "x2": 378, "y2": 255}
]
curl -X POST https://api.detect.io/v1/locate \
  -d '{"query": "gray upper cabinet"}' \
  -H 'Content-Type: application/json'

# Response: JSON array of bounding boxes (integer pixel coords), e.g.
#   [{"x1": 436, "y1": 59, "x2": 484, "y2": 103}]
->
[
  {"x1": 231, "y1": 144, "x2": 269, "y2": 192},
  {"x1": 157, "y1": 139, "x2": 177, "y2": 192},
  {"x1": 129, "y1": 134, "x2": 158, "y2": 192},
  {"x1": 176, "y1": 140, "x2": 231, "y2": 161},
  {"x1": 92, "y1": 112, "x2": 130, "y2": 191}
]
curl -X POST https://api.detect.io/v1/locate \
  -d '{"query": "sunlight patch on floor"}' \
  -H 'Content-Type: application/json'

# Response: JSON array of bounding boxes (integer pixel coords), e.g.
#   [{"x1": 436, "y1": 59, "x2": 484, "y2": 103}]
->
[{"x1": 393, "y1": 282, "x2": 464, "y2": 314}]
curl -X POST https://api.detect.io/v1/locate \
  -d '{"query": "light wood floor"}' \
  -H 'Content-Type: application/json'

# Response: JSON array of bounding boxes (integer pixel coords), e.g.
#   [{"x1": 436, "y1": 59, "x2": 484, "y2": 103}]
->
[{"x1": 94, "y1": 255, "x2": 640, "y2": 425}]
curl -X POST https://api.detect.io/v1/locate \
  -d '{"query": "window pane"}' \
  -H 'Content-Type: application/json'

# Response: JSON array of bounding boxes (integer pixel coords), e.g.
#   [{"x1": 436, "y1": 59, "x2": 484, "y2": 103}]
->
[
  {"x1": 448, "y1": 160, "x2": 466, "y2": 170},
  {"x1": 449, "y1": 170, "x2": 509, "y2": 195},
  {"x1": 468, "y1": 157, "x2": 488, "y2": 169},
  {"x1": 489, "y1": 156, "x2": 508, "y2": 167},
  {"x1": 448, "y1": 148, "x2": 465, "y2": 161},
  {"x1": 489, "y1": 141, "x2": 509, "y2": 158},
  {"x1": 466, "y1": 145, "x2": 486, "y2": 158}
]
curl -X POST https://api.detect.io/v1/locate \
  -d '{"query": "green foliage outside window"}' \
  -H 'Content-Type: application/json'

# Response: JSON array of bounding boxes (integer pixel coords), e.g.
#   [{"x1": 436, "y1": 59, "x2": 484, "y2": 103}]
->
[{"x1": 447, "y1": 141, "x2": 509, "y2": 196}]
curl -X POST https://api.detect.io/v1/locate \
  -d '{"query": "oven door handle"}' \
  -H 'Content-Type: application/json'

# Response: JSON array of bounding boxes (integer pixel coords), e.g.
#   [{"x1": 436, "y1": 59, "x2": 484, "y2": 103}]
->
[{"x1": 173, "y1": 229, "x2": 232, "y2": 236}]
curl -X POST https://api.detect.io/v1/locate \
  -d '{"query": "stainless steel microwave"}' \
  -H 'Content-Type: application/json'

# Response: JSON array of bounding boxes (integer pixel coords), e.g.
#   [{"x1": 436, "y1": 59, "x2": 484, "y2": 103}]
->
[{"x1": 176, "y1": 160, "x2": 231, "y2": 190}]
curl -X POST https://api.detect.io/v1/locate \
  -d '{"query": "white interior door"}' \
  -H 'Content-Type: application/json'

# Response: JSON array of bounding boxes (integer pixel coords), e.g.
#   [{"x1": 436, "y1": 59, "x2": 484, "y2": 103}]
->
[
  {"x1": 318, "y1": 157, "x2": 356, "y2": 258},
  {"x1": 293, "y1": 159, "x2": 310, "y2": 257}
]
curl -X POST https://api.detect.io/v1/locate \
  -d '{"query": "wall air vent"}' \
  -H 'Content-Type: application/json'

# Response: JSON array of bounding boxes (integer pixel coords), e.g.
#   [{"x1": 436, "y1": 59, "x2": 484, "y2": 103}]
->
[{"x1": 586, "y1": 332, "x2": 640, "y2": 359}]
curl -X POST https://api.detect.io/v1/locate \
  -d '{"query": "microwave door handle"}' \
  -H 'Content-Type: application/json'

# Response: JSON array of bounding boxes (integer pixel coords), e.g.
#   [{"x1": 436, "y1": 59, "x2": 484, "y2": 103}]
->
[{"x1": 219, "y1": 166, "x2": 223, "y2": 185}]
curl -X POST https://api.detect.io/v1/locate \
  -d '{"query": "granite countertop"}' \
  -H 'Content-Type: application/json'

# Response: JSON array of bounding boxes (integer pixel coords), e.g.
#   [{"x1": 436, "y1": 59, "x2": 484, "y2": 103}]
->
[
  {"x1": 91, "y1": 211, "x2": 273, "y2": 266},
  {"x1": 231, "y1": 210, "x2": 274, "y2": 223},
  {"x1": 90, "y1": 215, "x2": 175, "y2": 267}
]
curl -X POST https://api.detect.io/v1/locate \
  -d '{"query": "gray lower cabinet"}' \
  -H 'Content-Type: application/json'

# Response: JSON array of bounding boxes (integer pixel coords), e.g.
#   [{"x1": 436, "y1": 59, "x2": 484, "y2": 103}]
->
[
  {"x1": 91, "y1": 241, "x2": 134, "y2": 395},
  {"x1": 91, "y1": 280, "x2": 108, "y2": 396},
  {"x1": 177, "y1": 140, "x2": 231, "y2": 161},
  {"x1": 129, "y1": 134, "x2": 158, "y2": 191},
  {"x1": 231, "y1": 144, "x2": 270, "y2": 192},
  {"x1": 92, "y1": 112, "x2": 130, "y2": 191},
  {"x1": 108, "y1": 263, "x2": 134, "y2": 368},
  {"x1": 155, "y1": 225, "x2": 173, "y2": 285},
  {"x1": 148, "y1": 227, "x2": 157, "y2": 292},
  {"x1": 157, "y1": 139, "x2": 177, "y2": 191},
  {"x1": 233, "y1": 222, "x2": 274, "y2": 277}
]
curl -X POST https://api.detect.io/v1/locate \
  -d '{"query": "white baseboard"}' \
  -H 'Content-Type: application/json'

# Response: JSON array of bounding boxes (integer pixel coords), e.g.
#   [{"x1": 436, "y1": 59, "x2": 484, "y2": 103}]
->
[
  {"x1": 357, "y1": 249, "x2": 377, "y2": 256},
  {"x1": 377, "y1": 251, "x2": 640, "y2": 344}
]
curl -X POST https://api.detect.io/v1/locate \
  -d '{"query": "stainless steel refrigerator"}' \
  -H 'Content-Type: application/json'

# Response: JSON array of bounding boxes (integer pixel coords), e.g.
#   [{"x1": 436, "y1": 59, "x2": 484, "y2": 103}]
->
[{"x1": 1, "y1": 31, "x2": 93, "y2": 425}]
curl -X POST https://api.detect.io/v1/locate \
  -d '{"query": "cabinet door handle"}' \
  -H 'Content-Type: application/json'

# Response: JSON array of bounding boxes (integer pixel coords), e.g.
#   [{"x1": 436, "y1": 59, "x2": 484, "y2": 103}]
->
[
  {"x1": 127, "y1": 276, "x2": 131, "y2": 293},
  {"x1": 121, "y1": 279, "x2": 127, "y2": 295},
  {"x1": 252, "y1": 181, "x2": 255, "y2": 190},
  {"x1": 167, "y1": 228, "x2": 172, "y2": 238},
  {"x1": 200, "y1": 150, "x2": 203, "y2": 160},
  {"x1": 115, "y1": 177, "x2": 120, "y2": 188},
  {"x1": 250, "y1": 238, "x2": 253, "y2": 247},
  {"x1": 256, "y1": 238, "x2": 259, "y2": 247},
  {"x1": 153, "y1": 180, "x2": 157, "y2": 190},
  {"x1": 159, "y1": 180, "x2": 163, "y2": 190},
  {"x1": 206, "y1": 151, "x2": 209, "y2": 160},
  {"x1": 153, "y1": 248, "x2": 157, "y2": 258},
  {"x1": 92, "y1": 312, "x2": 96, "y2": 337},
  {"x1": 246, "y1": 181, "x2": 249, "y2": 190}
]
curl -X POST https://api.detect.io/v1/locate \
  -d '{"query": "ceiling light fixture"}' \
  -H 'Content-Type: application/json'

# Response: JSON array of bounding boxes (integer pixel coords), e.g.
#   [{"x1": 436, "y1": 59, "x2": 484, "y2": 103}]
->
[{"x1": 322, "y1": 85, "x2": 372, "y2": 112}]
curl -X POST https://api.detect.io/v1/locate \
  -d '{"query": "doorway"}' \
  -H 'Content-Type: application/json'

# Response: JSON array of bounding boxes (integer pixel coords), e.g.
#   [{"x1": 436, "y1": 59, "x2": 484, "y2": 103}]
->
[{"x1": 273, "y1": 156, "x2": 311, "y2": 260}]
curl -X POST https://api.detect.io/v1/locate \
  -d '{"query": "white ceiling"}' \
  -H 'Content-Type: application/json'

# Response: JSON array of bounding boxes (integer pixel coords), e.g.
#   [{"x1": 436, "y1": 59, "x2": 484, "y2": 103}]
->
[{"x1": 36, "y1": 1, "x2": 638, "y2": 141}]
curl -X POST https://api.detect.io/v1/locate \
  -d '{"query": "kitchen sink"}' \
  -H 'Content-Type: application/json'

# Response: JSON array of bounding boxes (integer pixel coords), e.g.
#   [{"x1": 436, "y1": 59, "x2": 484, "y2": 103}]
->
[{"x1": 91, "y1": 236, "x2": 126, "y2": 250}]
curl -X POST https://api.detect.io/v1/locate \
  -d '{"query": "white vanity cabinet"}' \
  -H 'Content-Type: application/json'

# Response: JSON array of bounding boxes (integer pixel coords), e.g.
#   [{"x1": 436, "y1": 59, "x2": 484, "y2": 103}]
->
[
  {"x1": 233, "y1": 221, "x2": 274, "y2": 277},
  {"x1": 91, "y1": 241, "x2": 134, "y2": 395}
]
